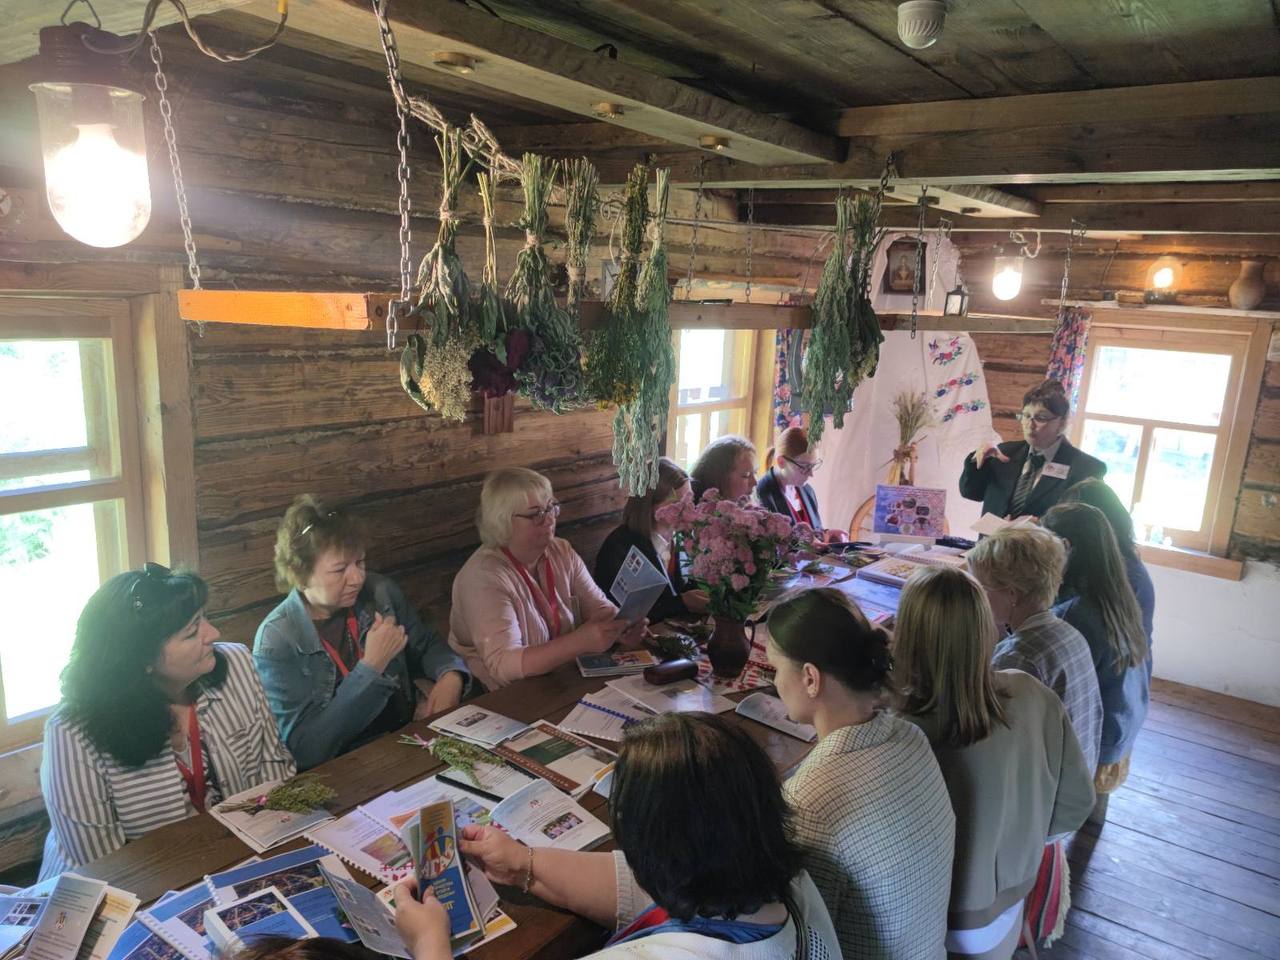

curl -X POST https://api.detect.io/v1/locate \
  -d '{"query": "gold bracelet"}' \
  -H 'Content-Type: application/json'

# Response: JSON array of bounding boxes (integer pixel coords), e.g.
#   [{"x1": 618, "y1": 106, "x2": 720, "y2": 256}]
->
[{"x1": 521, "y1": 844, "x2": 534, "y2": 894}]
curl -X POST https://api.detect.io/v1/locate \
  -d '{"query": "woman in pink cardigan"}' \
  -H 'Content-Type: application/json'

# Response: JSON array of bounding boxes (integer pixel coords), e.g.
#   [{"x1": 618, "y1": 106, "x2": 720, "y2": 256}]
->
[{"x1": 449, "y1": 467, "x2": 646, "y2": 689}]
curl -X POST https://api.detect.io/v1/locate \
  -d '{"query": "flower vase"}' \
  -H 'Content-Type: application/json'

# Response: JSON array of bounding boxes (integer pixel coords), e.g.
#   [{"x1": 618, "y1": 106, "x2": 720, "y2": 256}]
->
[{"x1": 708, "y1": 615, "x2": 750, "y2": 678}]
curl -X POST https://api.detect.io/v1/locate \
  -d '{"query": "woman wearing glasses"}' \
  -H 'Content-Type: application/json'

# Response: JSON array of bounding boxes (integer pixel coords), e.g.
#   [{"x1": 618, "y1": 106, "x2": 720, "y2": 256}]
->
[
  {"x1": 755, "y1": 426, "x2": 847, "y2": 542},
  {"x1": 593, "y1": 457, "x2": 709, "y2": 623},
  {"x1": 39, "y1": 565, "x2": 294, "y2": 879},
  {"x1": 449, "y1": 468, "x2": 646, "y2": 689},
  {"x1": 254, "y1": 496, "x2": 470, "y2": 771},
  {"x1": 959, "y1": 379, "x2": 1105, "y2": 521}
]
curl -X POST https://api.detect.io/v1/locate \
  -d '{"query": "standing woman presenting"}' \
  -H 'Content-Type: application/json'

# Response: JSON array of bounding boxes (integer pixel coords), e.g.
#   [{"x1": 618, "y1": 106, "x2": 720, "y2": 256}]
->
[{"x1": 959, "y1": 380, "x2": 1105, "y2": 521}]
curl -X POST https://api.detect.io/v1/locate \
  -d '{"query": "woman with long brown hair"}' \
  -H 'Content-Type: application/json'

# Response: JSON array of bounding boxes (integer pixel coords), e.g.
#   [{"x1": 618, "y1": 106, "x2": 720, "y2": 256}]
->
[{"x1": 894, "y1": 565, "x2": 1094, "y2": 960}]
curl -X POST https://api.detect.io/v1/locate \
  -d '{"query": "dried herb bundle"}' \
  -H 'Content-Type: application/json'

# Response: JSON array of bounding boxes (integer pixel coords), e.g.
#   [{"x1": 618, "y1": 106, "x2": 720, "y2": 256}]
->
[
  {"x1": 585, "y1": 163, "x2": 649, "y2": 406},
  {"x1": 507, "y1": 153, "x2": 590, "y2": 412},
  {"x1": 430, "y1": 735, "x2": 500, "y2": 790},
  {"x1": 402, "y1": 126, "x2": 480, "y2": 421},
  {"x1": 469, "y1": 171, "x2": 521, "y2": 398},
  {"x1": 564, "y1": 158, "x2": 599, "y2": 321},
  {"x1": 892, "y1": 389, "x2": 933, "y2": 447},
  {"x1": 614, "y1": 167, "x2": 676, "y2": 495},
  {"x1": 217, "y1": 775, "x2": 336, "y2": 814},
  {"x1": 848, "y1": 194, "x2": 887, "y2": 388}
]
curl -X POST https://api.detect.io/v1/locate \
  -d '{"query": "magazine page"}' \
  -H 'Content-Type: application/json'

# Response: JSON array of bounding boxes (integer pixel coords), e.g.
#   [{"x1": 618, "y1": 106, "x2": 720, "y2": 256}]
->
[
  {"x1": 316, "y1": 857, "x2": 409, "y2": 959},
  {"x1": 208, "y1": 781, "x2": 333, "y2": 853},
  {"x1": 305, "y1": 808, "x2": 414, "y2": 883},
  {"x1": 24, "y1": 873, "x2": 107, "y2": 960},
  {"x1": 608, "y1": 546, "x2": 670, "y2": 625},
  {"x1": 735, "y1": 692, "x2": 817, "y2": 742},
  {"x1": 492, "y1": 722, "x2": 616, "y2": 796},
  {"x1": 490, "y1": 780, "x2": 609, "y2": 852},
  {"x1": 202, "y1": 888, "x2": 315, "y2": 954},
  {"x1": 428, "y1": 707, "x2": 528, "y2": 748},
  {"x1": 105, "y1": 922, "x2": 183, "y2": 960},
  {"x1": 204, "y1": 845, "x2": 356, "y2": 942},
  {"x1": 605, "y1": 675, "x2": 735, "y2": 716}
]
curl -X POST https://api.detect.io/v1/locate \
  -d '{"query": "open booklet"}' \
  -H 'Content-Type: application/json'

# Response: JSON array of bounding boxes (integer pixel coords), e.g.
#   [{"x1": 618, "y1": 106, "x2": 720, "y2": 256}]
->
[
  {"x1": 429, "y1": 706, "x2": 529, "y2": 748},
  {"x1": 735, "y1": 692, "x2": 817, "y2": 742},
  {"x1": 606, "y1": 674, "x2": 735, "y2": 716},
  {"x1": 202, "y1": 887, "x2": 315, "y2": 955},
  {"x1": 609, "y1": 545, "x2": 670, "y2": 625},
  {"x1": 492, "y1": 722, "x2": 616, "y2": 797},
  {"x1": 208, "y1": 781, "x2": 334, "y2": 853},
  {"x1": 491, "y1": 779, "x2": 609, "y2": 852}
]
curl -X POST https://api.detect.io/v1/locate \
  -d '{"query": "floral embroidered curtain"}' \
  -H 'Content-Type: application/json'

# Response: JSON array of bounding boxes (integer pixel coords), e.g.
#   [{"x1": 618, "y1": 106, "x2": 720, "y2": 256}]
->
[{"x1": 1046, "y1": 305, "x2": 1091, "y2": 411}]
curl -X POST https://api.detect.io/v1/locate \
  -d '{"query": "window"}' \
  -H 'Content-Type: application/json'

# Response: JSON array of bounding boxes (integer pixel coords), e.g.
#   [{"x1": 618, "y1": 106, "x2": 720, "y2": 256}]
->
[
  {"x1": 1073, "y1": 325, "x2": 1251, "y2": 554},
  {"x1": 0, "y1": 301, "x2": 144, "y2": 748},
  {"x1": 667, "y1": 328, "x2": 758, "y2": 469}
]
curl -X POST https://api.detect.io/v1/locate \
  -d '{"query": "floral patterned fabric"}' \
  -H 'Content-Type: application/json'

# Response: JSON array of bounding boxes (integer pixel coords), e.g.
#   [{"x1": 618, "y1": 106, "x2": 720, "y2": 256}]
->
[
  {"x1": 773, "y1": 328, "x2": 808, "y2": 433},
  {"x1": 1046, "y1": 306, "x2": 1091, "y2": 411}
]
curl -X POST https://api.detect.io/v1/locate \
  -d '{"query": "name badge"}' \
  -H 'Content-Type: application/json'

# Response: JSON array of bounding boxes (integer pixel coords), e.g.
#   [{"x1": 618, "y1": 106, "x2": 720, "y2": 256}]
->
[{"x1": 1041, "y1": 462, "x2": 1070, "y2": 480}]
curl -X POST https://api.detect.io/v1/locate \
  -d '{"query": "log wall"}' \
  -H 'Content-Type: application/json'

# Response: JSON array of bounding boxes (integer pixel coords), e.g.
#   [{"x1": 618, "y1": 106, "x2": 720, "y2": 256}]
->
[{"x1": 189, "y1": 321, "x2": 626, "y2": 645}]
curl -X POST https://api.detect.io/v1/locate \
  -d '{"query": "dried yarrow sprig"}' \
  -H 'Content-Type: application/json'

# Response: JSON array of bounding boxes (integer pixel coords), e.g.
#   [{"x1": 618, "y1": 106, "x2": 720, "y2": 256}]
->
[
  {"x1": 848, "y1": 193, "x2": 887, "y2": 389},
  {"x1": 801, "y1": 195, "x2": 854, "y2": 443},
  {"x1": 427, "y1": 735, "x2": 502, "y2": 790},
  {"x1": 216, "y1": 775, "x2": 336, "y2": 815},
  {"x1": 585, "y1": 163, "x2": 649, "y2": 407},
  {"x1": 614, "y1": 167, "x2": 676, "y2": 496},
  {"x1": 473, "y1": 171, "x2": 507, "y2": 348},
  {"x1": 507, "y1": 153, "x2": 590, "y2": 413},
  {"x1": 563, "y1": 158, "x2": 600, "y2": 321}
]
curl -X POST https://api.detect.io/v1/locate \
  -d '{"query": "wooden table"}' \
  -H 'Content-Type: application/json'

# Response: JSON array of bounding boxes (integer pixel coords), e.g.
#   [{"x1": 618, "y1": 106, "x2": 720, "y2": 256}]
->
[{"x1": 78, "y1": 571, "x2": 900, "y2": 960}]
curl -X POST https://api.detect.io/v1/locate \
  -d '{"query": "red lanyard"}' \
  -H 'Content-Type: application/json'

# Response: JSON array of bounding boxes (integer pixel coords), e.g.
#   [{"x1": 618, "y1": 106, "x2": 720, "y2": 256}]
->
[
  {"x1": 784, "y1": 487, "x2": 812, "y2": 527},
  {"x1": 174, "y1": 704, "x2": 207, "y2": 814},
  {"x1": 501, "y1": 548, "x2": 562, "y2": 637},
  {"x1": 319, "y1": 611, "x2": 361, "y2": 678}
]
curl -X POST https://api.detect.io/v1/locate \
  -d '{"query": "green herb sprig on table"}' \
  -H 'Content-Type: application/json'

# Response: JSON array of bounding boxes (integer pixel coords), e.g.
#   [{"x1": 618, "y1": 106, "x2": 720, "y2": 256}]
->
[
  {"x1": 217, "y1": 775, "x2": 336, "y2": 815},
  {"x1": 430, "y1": 735, "x2": 501, "y2": 790}
]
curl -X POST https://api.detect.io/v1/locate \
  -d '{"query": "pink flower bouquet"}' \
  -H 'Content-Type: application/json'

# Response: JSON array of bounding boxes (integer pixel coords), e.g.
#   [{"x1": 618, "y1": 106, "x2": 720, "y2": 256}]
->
[{"x1": 656, "y1": 491, "x2": 816, "y2": 621}]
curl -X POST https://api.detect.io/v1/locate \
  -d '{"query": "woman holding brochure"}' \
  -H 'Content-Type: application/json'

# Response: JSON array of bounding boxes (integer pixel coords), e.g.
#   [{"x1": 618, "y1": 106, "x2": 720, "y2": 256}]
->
[
  {"x1": 765, "y1": 588, "x2": 955, "y2": 959},
  {"x1": 394, "y1": 712, "x2": 841, "y2": 960},
  {"x1": 449, "y1": 468, "x2": 647, "y2": 690},
  {"x1": 39, "y1": 564, "x2": 294, "y2": 879},
  {"x1": 593, "y1": 457, "x2": 710, "y2": 622}
]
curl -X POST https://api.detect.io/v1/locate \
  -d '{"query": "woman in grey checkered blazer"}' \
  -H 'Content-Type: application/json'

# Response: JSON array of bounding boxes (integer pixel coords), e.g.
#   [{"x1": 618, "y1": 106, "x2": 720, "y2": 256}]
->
[{"x1": 766, "y1": 588, "x2": 955, "y2": 960}]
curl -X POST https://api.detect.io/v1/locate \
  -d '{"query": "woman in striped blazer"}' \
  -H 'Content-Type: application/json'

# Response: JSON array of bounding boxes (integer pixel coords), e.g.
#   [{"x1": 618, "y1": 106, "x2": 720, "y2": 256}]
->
[{"x1": 39, "y1": 564, "x2": 295, "y2": 879}]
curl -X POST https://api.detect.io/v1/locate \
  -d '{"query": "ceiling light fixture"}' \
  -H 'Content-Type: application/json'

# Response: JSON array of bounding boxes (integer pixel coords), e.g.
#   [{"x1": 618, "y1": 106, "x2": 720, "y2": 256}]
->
[
  {"x1": 431, "y1": 51, "x2": 477, "y2": 74},
  {"x1": 897, "y1": 1, "x2": 947, "y2": 50},
  {"x1": 592, "y1": 101, "x2": 625, "y2": 119},
  {"x1": 991, "y1": 230, "x2": 1041, "y2": 302},
  {"x1": 698, "y1": 135, "x2": 730, "y2": 152},
  {"x1": 1144, "y1": 255, "x2": 1183, "y2": 304}
]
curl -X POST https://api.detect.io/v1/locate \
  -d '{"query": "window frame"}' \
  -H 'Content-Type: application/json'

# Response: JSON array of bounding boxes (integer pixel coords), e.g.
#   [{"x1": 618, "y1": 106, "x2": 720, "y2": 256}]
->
[
  {"x1": 667, "y1": 327, "x2": 759, "y2": 467},
  {"x1": 0, "y1": 298, "x2": 147, "y2": 750},
  {"x1": 1070, "y1": 307, "x2": 1272, "y2": 561}
]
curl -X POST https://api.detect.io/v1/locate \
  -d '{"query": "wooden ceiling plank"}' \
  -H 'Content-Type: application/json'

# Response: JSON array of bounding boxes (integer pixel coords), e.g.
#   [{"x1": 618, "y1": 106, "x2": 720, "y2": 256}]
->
[
  {"x1": 232, "y1": 0, "x2": 838, "y2": 166},
  {"x1": 0, "y1": 0, "x2": 253, "y2": 66},
  {"x1": 1025, "y1": 183, "x2": 1280, "y2": 204},
  {"x1": 882, "y1": 184, "x2": 1043, "y2": 218}
]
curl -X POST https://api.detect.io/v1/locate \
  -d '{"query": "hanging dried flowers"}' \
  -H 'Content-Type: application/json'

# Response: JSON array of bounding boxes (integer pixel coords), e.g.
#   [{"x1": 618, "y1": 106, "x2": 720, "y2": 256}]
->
[
  {"x1": 564, "y1": 158, "x2": 600, "y2": 322},
  {"x1": 584, "y1": 163, "x2": 648, "y2": 407},
  {"x1": 400, "y1": 126, "x2": 480, "y2": 421},
  {"x1": 614, "y1": 167, "x2": 676, "y2": 496},
  {"x1": 801, "y1": 193, "x2": 887, "y2": 442},
  {"x1": 469, "y1": 171, "x2": 522, "y2": 400},
  {"x1": 507, "y1": 153, "x2": 591, "y2": 413}
]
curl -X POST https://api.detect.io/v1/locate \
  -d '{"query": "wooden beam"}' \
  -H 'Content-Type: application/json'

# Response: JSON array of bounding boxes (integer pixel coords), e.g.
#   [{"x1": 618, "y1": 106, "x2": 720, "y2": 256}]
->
[
  {"x1": 750, "y1": 202, "x2": 1280, "y2": 235},
  {"x1": 233, "y1": 0, "x2": 839, "y2": 166},
  {"x1": 178, "y1": 290, "x2": 377, "y2": 330},
  {"x1": 1, "y1": 0, "x2": 253, "y2": 66},
  {"x1": 580, "y1": 299, "x2": 812, "y2": 331},
  {"x1": 1025, "y1": 182, "x2": 1280, "y2": 204},
  {"x1": 742, "y1": 184, "x2": 1041, "y2": 218}
]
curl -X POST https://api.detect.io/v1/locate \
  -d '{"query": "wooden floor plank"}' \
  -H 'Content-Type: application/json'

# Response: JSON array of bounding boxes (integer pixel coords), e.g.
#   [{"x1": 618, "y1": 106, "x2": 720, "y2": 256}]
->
[
  {"x1": 1105, "y1": 789, "x2": 1280, "y2": 872},
  {"x1": 1059, "y1": 908, "x2": 1188, "y2": 960},
  {"x1": 1143, "y1": 709, "x2": 1280, "y2": 767},
  {"x1": 1123, "y1": 763, "x2": 1280, "y2": 821},
  {"x1": 1122, "y1": 770, "x2": 1280, "y2": 835},
  {"x1": 1131, "y1": 727, "x2": 1280, "y2": 790},
  {"x1": 1151, "y1": 679, "x2": 1280, "y2": 735}
]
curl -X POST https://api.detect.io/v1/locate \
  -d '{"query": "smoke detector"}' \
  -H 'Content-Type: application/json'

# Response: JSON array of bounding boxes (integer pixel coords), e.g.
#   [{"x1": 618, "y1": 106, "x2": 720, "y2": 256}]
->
[{"x1": 897, "y1": 1, "x2": 947, "y2": 49}]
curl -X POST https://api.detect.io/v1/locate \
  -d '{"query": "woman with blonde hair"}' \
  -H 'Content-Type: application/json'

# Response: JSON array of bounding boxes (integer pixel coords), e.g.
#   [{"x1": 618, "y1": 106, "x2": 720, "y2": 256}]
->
[
  {"x1": 894, "y1": 565, "x2": 1095, "y2": 960},
  {"x1": 449, "y1": 468, "x2": 646, "y2": 689},
  {"x1": 593, "y1": 457, "x2": 709, "y2": 622},
  {"x1": 755, "y1": 426, "x2": 847, "y2": 542},
  {"x1": 1041, "y1": 502, "x2": 1150, "y2": 801},
  {"x1": 255, "y1": 495, "x2": 469, "y2": 770},
  {"x1": 689, "y1": 434, "x2": 757, "y2": 502}
]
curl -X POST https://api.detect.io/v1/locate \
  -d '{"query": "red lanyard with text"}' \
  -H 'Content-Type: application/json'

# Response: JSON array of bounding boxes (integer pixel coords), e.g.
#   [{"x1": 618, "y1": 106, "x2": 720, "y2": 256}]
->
[
  {"x1": 319, "y1": 611, "x2": 361, "y2": 678},
  {"x1": 784, "y1": 487, "x2": 811, "y2": 527},
  {"x1": 174, "y1": 703, "x2": 208, "y2": 814},
  {"x1": 501, "y1": 548, "x2": 562, "y2": 637}
]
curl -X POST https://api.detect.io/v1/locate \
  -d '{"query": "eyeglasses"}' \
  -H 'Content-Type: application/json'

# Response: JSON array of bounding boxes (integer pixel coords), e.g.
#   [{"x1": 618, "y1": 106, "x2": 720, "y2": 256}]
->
[
  {"x1": 514, "y1": 501, "x2": 561, "y2": 524},
  {"x1": 1015, "y1": 412, "x2": 1061, "y2": 426},
  {"x1": 783, "y1": 456, "x2": 823, "y2": 476},
  {"x1": 294, "y1": 511, "x2": 338, "y2": 543},
  {"x1": 129, "y1": 561, "x2": 173, "y2": 614}
]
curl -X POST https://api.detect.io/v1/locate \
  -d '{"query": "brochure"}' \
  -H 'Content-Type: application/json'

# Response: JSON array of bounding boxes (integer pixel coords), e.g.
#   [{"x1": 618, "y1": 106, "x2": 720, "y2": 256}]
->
[
  {"x1": 399, "y1": 800, "x2": 484, "y2": 947},
  {"x1": 361, "y1": 777, "x2": 492, "y2": 836},
  {"x1": 492, "y1": 722, "x2": 616, "y2": 796},
  {"x1": 429, "y1": 706, "x2": 529, "y2": 748},
  {"x1": 575, "y1": 649, "x2": 659, "y2": 678},
  {"x1": 305, "y1": 808, "x2": 415, "y2": 883},
  {"x1": 559, "y1": 687, "x2": 652, "y2": 743},
  {"x1": 205, "y1": 845, "x2": 357, "y2": 943},
  {"x1": 375, "y1": 868, "x2": 517, "y2": 959},
  {"x1": 106, "y1": 922, "x2": 184, "y2": 960},
  {"x1": 209, "y1": 781, "x2": 334, "y2": 853},
  {"x1": 25, "y1": 873, "x2": 108, "y2": 960},
  {"x1": 490, "y1": 779, "x2": 609, "y2": 852},
  {"x1": 873, "y1": 484, "x2": 947, "y2": 538},
  {"x1": 76, "y1": 887, "x2": 140, "y2": 960},
  {"x1": 735, "y1": 692, "x2": 817, "y2": 742},
  {"x1": 606, "y1": 675, "x2": 736, "y2": 716},
  {"x1": 608, "y1": 546, "x2": 670, "y2": 624},
  {"x1": 317, "y1": 856, "x2": 409, "y2": 958},
  {"x1": 0, "y1": 894, "x2": 46, "y2": 957},
  {"x1": 138, "y1": 883, "x2": 215, "y2": 960},
  {"x1": 202, "y1": 887, "x2": 316, "y2": 954}
]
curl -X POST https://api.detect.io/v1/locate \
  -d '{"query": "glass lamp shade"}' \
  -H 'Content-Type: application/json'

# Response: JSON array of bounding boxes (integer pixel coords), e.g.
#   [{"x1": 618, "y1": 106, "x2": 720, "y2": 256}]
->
[
  {"x1": 29, "y1": 81, "x2": 151, "y2": 248},
  {"x1": 943, "y1": 285, "x2": 969, "y2": 316},
  {"x1": 991, "y1": 255, "x2": 1024, "y2": 301}
]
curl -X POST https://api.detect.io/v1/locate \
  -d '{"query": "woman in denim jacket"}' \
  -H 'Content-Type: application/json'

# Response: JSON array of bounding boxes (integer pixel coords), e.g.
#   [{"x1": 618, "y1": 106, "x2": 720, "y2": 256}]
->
[{"x1": 254, "y1": 495, "x2": 470, "y2": 770}]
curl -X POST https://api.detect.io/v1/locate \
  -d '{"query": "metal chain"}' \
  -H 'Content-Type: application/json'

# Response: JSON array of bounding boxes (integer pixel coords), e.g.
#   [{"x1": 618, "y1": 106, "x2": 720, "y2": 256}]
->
[
  {"x1": 1057, "y1": 219, "x2": 1086, "y2": 319},
  {"x1": 871, "y1": 153, "x2": 896, "y2": 221},
  {"x1": 148, "y1": 32, "x2": 202, "y2": 305},
  {"x1": 372, "y1": 0, "x2": 413, "y2": 350},
  {"x1": 909, "y1": 186, "x2": 929, "y2": 339},
  {"x1": 683, "y1": 158, "x2": 706, "y2": 300},
  {"x1": 744, "y1": 186, "x2": 755, "y2": 304}
]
